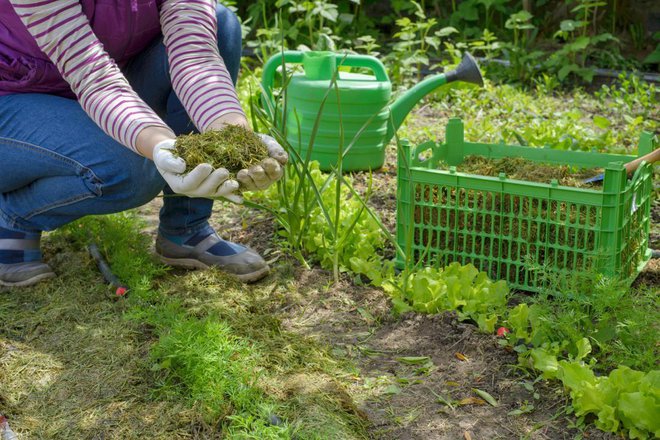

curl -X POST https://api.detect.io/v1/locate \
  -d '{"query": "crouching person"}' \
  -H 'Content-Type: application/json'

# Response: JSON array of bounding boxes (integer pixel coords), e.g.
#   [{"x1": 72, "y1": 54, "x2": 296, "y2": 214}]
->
[{"x1": 0, "y1": 1, "x2": 286, "y2": 285}]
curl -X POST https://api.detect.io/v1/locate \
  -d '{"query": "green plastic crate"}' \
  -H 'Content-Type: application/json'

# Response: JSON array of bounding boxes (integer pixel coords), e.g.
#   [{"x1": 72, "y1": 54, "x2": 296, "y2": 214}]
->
[{"x1": 396, "y1": 118, "x2": 655, "y2": 293}]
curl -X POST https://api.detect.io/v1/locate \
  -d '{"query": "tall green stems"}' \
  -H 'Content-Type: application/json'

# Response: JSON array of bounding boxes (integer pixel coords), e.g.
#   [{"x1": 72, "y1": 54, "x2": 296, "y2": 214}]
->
[{"x1": 245, "y1": 53, "x2": 402, "y2": 284}]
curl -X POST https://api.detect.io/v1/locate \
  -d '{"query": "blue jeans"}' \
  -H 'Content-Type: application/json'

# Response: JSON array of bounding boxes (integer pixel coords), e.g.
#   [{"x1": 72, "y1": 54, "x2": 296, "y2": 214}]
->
[{"x1": 0, "y1": 5, "x2": 242, "y2": 236}]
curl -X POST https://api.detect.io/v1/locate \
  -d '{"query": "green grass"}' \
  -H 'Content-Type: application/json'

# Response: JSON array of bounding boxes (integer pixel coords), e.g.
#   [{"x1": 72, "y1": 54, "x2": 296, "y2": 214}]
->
[
  {"x1": 150, "y1": 317, "x2": 289, "y2": 435},
  {"x1": 0, "y1": 226, "x2": 185, "y2": 439},
  {"x1": 527, "y1": 276, "x2": 659, "y2": 373},
  {"x1": 1, "y1": 213, "x2": 370, "y2": 439}
]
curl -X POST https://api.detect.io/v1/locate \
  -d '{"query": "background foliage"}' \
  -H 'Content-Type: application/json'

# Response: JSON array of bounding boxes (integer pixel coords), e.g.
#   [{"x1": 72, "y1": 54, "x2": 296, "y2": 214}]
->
[{"x1": 222, "y1": 0, "x2": 660, "y2": 85}]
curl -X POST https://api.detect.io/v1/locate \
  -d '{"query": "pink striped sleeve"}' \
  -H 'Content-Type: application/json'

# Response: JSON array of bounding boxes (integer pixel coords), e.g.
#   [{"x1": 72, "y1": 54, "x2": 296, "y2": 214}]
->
[
  {"x1": 9, "y1": 0, "x2": 170, "y2": 153},
  {"x1": 160, "y1": 0, "x2": 245, "y2": 133}
]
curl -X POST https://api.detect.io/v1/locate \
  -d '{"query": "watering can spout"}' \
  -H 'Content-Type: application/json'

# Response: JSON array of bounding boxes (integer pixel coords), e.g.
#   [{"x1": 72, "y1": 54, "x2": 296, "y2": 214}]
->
[{"x1": 387, "y1": 52, "x2": 484, "y2": 141}]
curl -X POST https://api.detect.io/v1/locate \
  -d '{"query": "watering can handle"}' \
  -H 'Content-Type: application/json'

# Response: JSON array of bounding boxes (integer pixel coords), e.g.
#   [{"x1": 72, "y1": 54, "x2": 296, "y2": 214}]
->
[
  {"x1": 335, "y1": 54, "x2": 389, "y2": 82},
  {"x1": 261, "y1": 51, "x2": 305, "y2": 119},
  {"x1": 261, "y1": 51, "x2": 390, "y2": 118}
]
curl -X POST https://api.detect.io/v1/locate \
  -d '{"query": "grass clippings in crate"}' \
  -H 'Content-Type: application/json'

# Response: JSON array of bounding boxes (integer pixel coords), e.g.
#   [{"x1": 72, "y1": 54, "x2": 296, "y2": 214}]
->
[
  {"x1": 174, "y1": 124, "x2": 268, "y2": 174},
  {"x1": 439, "y1": 156, "x2": 604, "y2": 188},
  {"x1": 413, "y1": 157, "x2": 613, "y2": 284},
  {"x1": 398, "y1": 119, "x2": 654, "y2": 292},
  {"x1": 422, "y1": 157, "x2": 605, "y2": 270}
]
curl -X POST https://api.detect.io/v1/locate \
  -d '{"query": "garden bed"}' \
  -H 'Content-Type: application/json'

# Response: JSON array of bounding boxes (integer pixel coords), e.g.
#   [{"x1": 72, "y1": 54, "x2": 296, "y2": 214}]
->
[{"x1": 1, "y1": 79, "x2": 657, "y2": 440}]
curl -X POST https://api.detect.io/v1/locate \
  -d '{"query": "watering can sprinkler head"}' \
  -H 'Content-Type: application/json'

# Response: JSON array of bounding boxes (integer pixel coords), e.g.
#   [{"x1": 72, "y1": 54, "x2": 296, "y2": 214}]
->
[
  {"x1": 387, "y1": 51, "x2": 484, "y2": 139},
  {"x1": 445, "y1": 52, "x2": 484, "y2": 87}
]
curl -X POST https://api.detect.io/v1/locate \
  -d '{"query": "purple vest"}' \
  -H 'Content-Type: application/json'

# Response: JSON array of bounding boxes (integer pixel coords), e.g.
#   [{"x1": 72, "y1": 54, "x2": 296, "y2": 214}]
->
[{"x1": 0, "y1": 0, "x2": 163, "y2": 97}]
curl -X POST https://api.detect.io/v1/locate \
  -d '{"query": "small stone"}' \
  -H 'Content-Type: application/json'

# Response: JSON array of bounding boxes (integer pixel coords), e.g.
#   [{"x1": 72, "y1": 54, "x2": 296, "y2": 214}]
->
[{"x1": 268, "y1": 414, "x2": 283, "y2": 426}]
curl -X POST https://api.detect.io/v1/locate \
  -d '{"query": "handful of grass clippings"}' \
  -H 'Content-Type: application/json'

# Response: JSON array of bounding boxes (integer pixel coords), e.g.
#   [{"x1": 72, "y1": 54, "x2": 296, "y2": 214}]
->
[{"x1": 173, "y1": 124, "x2": 268, "y2": 174}]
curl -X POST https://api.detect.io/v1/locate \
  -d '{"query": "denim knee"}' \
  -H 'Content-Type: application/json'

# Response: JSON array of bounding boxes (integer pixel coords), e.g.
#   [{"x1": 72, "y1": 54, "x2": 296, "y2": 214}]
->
[{"x1": 97, "y1": 155, "x2": 165, "y2": 210}]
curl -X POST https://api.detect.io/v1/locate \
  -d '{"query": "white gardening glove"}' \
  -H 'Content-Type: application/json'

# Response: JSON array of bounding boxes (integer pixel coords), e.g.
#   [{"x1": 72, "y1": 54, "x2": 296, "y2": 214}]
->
[
  {"x1": 153, "y1": 139, "x2": 243, "y2": 203},
  {"x1": 236, "y1": 134, "x2": 288, "y2": 191}
]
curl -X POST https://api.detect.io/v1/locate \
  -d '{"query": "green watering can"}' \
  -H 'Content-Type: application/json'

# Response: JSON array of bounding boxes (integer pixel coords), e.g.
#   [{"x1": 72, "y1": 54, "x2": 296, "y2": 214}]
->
[{"x1": 261, "y1": 50, "x2": 484, "y2": 171}]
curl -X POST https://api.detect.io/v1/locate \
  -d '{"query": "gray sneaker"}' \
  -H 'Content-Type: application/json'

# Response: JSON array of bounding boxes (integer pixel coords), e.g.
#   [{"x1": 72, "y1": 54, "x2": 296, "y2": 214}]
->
[
  {"x1": 155, "y1": 232, "x2": 269, "y2": 283},
  {"x1": 0, "y1": 262, "x2": 56, "y2": 287}
]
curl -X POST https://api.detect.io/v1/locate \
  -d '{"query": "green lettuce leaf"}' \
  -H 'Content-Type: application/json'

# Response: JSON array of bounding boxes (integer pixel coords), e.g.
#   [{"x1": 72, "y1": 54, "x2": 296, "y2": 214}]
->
[
  {"x1": 618, "y1": 392, "x2": 660, "y2": 437},
  {"x1": 530, "y1": 348, "x2": 559, "y2": 379}
]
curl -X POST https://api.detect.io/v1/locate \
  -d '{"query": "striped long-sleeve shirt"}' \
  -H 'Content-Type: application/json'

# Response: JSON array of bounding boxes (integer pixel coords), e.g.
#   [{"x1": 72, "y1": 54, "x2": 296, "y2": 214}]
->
[{"x1": 8, "y1": 0, "x2": 245, "y2": 153}]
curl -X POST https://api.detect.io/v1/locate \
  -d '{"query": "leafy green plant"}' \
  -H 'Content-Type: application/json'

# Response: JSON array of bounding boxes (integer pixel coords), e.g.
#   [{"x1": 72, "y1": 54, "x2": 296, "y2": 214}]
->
[
  {"x1": 533, "y1": 72, "x2": 561, "y2": 94},
  {"x1": 498, "y1": 267, "x2": 659, "y2": 439},
  {"x1": 237, "y1": 0, "x2": 649, "y2": 86},
  {"x1": 286, "y1": 0, "x2": 340, "y2": 49},
  {"x1": 502, "y1": 10, "x2": 544, "y2": 83},
  {"x1": 468, "y1": 28, "x2": 502, "y2": 62},
  {"x1": 354, "y1": 34, "x2": 381, "y2": 57},
  {"x1": 385, "y1": 263, "x2": 509, "y2": 333},
  {"x1": 544, "y1": 0, "x2": 617, "y2": 82},
  {"x1": 370, "y1": 245, "x2": 658, "y2": 439},
  {"x1": 527, "y1": 344, "x2": 659, "y2": 439},
  {"x1": 525, "y1": 275, "x2": 657, "y2": 373},
  {"x1": 447, "y1": 0, "x2": 480, "y2": 38},
  {"x1": 387, "y1": 1, "x2": 442, "y2": 83},
  {"x1": 596, "y1": 73, "x2": 658, "y2": 118},
  {"x1": 247, "y1": 16, "x2": 287, "y2": 62},
  {"x1": 244, "y1": 59, "x2": 396, "y2": 283},
  {"x1": 260, "y1": 0, "x2": 363, "y2": 53},
  {"x1": 643, "y1": 33, "x2": 660, "y2": 65},
  {"x1": 416, "y1": 81, "x2": 656, "y2": 154},
  {"x1": 249, "y1": 158, "x2": 388, "y2": 283},
  {"x1": 476, "y1": 0, "x2": 509, "y2": 34},
  {"x1": 242, "y1": 0, "x2": 353, "y2": 62},
  {"x1": 628, "y1": 22, "x2": 645, "y2": 52}
]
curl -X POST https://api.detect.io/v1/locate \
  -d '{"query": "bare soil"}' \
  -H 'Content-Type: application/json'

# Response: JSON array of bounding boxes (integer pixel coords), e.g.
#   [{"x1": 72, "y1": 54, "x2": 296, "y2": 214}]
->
[{"x1": 281, "y1": 266, "x2": 625, "y2": 440}]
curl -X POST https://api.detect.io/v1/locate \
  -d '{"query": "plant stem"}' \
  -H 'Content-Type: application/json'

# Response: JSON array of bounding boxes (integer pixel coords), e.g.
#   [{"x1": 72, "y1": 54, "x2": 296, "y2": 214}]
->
[
  {"x1": 333, "y1": 252, "x2": 340, "y2": 284},
  {"x1": 332, "y1": 70, "x2": 344, "y2": 284},
  {"x1": 308, "y1": 20, "x2": 314, "y2": 47}
]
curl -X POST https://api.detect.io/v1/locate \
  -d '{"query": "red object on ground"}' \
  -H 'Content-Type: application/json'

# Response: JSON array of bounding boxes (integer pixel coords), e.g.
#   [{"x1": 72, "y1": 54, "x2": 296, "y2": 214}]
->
[
  {"x1": 496, "y1": 327, "x2": 510, "y2": 337},
  {"x1": 115, "y1": 286, "x2": 128, "y2": 296}
]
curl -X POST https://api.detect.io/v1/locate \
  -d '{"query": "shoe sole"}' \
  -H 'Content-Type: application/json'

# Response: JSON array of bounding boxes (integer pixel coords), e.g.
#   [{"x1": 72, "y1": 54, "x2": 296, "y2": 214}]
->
[
  {"x1": 0, "y1": 271, "x2": 56, "y2": 287},
  {"x1": 156, "y1": 255, "x2": 270, "y2": 283}
]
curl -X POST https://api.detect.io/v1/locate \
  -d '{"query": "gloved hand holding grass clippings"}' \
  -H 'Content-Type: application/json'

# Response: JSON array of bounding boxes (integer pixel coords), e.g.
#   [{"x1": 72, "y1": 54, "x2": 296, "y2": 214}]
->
[{"x1": 173, "y1": 124, "x2": 287, "y2": 192}]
